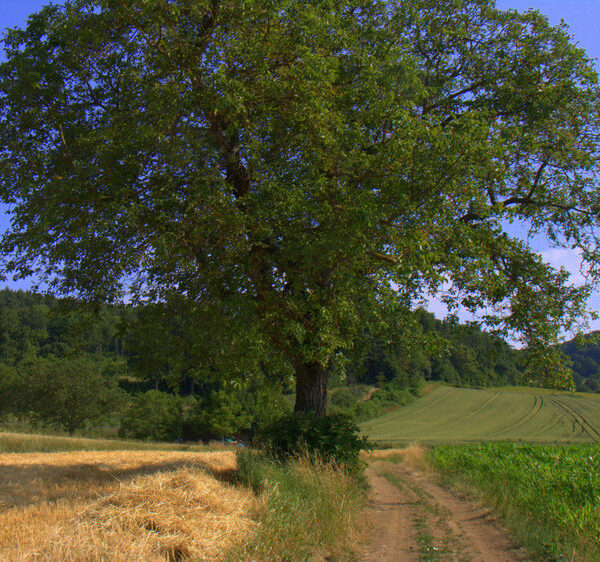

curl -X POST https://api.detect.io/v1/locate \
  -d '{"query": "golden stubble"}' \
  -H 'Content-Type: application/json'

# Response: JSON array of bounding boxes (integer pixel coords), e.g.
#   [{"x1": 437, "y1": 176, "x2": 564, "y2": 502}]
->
[
  {"x1": 364, "y1": 443, "x2": 429, "y2": 471},
  {"x1": 0, "y1": 451, "x2": 260, "y2": 561}
]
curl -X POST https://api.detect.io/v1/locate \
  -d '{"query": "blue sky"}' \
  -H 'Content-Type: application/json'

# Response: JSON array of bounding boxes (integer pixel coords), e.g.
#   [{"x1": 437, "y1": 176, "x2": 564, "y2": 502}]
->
[{"x1": 1, "y1": 0, "x2": 600, "y2": 337}]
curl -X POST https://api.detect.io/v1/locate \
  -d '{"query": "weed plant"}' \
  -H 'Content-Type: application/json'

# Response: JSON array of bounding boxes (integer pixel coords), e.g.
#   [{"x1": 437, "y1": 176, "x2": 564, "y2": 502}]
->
[
  {"x1": 430, "y1": 442, "x2": 600, "y2": 561},
  {"x1": 233, "y1": 450, "x2": 367, "y2": 560}
]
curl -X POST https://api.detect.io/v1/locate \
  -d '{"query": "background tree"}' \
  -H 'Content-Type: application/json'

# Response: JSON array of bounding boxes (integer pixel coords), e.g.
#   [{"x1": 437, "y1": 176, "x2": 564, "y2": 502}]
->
[
  {"x1": 1, "y1": 0, "x2": 600, "y2": 414},
  {"x1": 16, "y1": 355, "x2": 125, "y2": 434},
  {"x1": 119, "y1": 390, "x2": 184, "y2": 441},
  {"x1": 0, "y1": 363, "x2": 18, "y2": 420}
]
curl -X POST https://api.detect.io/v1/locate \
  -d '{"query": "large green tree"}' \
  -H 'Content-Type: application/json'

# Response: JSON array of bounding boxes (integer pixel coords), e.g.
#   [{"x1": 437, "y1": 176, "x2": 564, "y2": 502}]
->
[{"x1": 1, "y1": 0, "x2": 600, "y2": 413}]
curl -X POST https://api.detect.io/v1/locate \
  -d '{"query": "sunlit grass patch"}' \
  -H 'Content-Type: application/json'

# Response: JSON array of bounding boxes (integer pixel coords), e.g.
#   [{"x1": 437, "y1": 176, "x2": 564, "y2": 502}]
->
[
  {"x1": 430, "y1": 442, "x2": 600, "y2": 561},
  {"x1": 0, "y1": 451, "x2": 256, "y2": 560},
  {"x1": 233, "y1": 450, "x2": 367, "y2": 560},
  {"x1": 0, "y1": 430, "x2": 213, "y2": 454}
]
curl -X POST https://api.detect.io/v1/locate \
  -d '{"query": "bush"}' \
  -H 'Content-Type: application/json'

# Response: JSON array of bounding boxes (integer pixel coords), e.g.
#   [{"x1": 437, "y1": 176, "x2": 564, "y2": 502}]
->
[
  {"x1": 258, "y1": 412, "x2": 370, "y2": 474},
  {"x1": 17, "y1": 355, "x2": 125, "y2": 434},
  {"x1": 243, "y1": 385, "x2": 292, "y2": 434},
  {"x1": 119, "y1": 390, "x2": 183, "y2": 441},
  {"x1": 184, "y1": 390, "x2": 251, "y2": 441},
  {"x1": 329, "y1": 386, "x2": 368, "y2": 409},
  {"x1": 329, "y1": 382, "x2": 417, "y2": 422}
]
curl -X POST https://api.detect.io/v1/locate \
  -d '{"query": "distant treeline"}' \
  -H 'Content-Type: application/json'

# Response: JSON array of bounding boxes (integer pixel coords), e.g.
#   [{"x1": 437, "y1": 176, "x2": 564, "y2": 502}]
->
[
  {"x1": 0, "y1": 289, "x2": 525, "y2": 390},
  {"x1": 345, "y1": 308, "x2": 523, "y2": 389},
  {"x1": 0, "y1": 288, "x2": 551, "y2": 438}
]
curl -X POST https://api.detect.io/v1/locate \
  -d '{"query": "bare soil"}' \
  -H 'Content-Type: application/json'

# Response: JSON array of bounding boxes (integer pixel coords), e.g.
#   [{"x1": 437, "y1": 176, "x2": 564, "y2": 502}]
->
[{"x1": 362, "y1": 456, "x2": 527, "y2": 561}]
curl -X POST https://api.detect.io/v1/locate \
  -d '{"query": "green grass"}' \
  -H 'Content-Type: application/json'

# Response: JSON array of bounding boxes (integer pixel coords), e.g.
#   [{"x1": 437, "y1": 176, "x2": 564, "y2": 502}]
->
[
  {"x1": 361, "y1": 385, "x2": 600, "y2": 444},
  {"x1": 429, "y1": 442, "x2": 600, "y2": 561},
  {"x1": 232, "y1": 450, "x2": 367, "y2": 560},
  {"x1": 0, "y1": 430, "x2": 211, "y2": 453}
]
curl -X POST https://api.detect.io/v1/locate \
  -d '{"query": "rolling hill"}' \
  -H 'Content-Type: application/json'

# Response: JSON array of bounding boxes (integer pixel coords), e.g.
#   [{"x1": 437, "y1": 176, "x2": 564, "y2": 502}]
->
[{"x1": 361, "y1": 385, "x2": 600, "y2": 444}]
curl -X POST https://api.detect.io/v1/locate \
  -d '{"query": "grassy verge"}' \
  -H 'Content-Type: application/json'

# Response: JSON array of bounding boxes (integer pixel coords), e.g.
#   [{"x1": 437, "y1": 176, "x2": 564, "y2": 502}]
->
[
  {"x1": 429, "y1": 442, "x2": 600, "y2": 561},
  {"x1": 0, "y1": 430, "x2": 212, "y2": 453},
  {"x1": 232, "y1": 450, "x2": 367, "y2": 560}
]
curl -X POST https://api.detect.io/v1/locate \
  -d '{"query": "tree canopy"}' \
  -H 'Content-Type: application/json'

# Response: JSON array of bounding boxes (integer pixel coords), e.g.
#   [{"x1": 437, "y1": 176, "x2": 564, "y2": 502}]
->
[{"x1": 1, "y1": 0, "x2": 600, "y2": 413}]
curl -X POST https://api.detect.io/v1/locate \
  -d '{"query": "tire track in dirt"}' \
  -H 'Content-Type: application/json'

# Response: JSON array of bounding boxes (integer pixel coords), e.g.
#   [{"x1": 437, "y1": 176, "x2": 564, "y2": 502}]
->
[
  {"x1": 363, "y1": 466, "x2": 420, "y2": 561},
  {"x1": 363, "y1": 457, "x2": 526, "y2": 561}
]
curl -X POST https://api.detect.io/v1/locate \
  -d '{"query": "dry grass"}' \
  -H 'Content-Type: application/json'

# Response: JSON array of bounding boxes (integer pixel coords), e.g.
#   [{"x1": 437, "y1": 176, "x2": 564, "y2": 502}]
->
[
  {"x1": 0, "y1": 451, "x2": 259, "y2": 561},
  {"x1": 364, "y1": 443, "x2": 429, "y2": 471},
  {"x1": 0, "y1": 430, "x2": 211, "y2": 454},
  {"x1": 363, "y1": 448, "x2": 407, "y2": 461},
  {"x1": 401, "y1": 443, "x2": 428, "y2": 471},
  {"x1": 233, "y1": 451, "x2": 367, "y2": 560}
]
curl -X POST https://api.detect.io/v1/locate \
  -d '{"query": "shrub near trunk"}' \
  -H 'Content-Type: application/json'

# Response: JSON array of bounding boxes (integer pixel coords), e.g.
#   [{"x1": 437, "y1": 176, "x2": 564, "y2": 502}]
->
[{"x1": 258, "y1": 413, "x2": 370, "y2": 475}]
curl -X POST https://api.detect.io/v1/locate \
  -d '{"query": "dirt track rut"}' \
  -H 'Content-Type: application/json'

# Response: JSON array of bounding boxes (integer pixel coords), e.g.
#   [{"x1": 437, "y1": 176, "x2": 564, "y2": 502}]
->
[{"x1": 362, "y1": 460, "x2": 526, "y2": 561}]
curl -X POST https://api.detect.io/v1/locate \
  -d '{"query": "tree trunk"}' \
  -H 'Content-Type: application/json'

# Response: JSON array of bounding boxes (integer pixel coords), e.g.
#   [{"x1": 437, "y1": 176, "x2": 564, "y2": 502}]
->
[{"x1": 294, "y1": 361, "x2": 328, "y2": 416}]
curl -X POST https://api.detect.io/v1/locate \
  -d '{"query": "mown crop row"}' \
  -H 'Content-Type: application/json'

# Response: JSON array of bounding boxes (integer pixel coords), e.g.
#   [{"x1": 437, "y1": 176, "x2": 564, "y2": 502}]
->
[
  {"x1": 362, "y1": 386, "x2": 600, "y2": 444},
  {"x1": 429, "y1": 442, "x2": 600, "y2": 561}
]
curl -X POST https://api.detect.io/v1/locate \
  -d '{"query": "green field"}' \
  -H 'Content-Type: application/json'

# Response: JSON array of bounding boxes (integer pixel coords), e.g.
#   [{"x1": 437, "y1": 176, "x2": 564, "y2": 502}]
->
[
  {"x1": 429, "y1": 442, "x2": 600, "y2": 560},
  {"x1": 361, "y1": 385, "x2": 600, "y2": 444}
]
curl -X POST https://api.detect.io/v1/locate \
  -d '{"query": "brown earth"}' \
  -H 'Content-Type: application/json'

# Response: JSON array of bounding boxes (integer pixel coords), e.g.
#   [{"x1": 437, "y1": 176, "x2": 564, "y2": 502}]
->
[{"x1": 362, "y1": 449, "x2": 527, "y2": 561}]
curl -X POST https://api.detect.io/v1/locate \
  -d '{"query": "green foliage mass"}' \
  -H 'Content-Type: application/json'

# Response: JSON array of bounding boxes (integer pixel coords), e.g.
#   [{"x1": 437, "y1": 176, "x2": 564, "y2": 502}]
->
[
  {"x1": 562, "y1": 332, "x2": 600, "y2": 393},
  {"x1": 346, "y1": 308, "x2": 524, "y2": 391},
  {"x1": 119, "y1": 390, "x2": 184, "y2": 442},
  {"x1": 0, "y1": 289, "x2": 130, "y2": 363},
  {"x1": 0, "y1": 363, "x2": 17, "y2": 420},
  {"x1": 185, "y1": 389, "x2": 251, "y2": 441},
  {"x1": 119, "y1": 383, "x2": 292, "y2": 442},
  {"x1": 1, "y1": 0, "x2": 600, "y2": 413},
  {"x1": 16, "y1": 355, "x2": 125, "y2": 434},
  {"x1": 329, "y1": 382, "x2": 417, "y2": 422},
  {"x1": 430, "y1": 442, "x2": 600, "y2": 560},
  {"x1": 258, "y1": 413, "x2": 369, "y2": 474}
]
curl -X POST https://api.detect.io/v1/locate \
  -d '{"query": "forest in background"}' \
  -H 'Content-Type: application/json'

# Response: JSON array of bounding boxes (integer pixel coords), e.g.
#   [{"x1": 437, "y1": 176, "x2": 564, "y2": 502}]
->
[
  {"x1": 0, "y1": 287, "x2": 593, "y2": 439},
  {"x1": 562, "y1": 334, "x2": 600, "y2": 393}
]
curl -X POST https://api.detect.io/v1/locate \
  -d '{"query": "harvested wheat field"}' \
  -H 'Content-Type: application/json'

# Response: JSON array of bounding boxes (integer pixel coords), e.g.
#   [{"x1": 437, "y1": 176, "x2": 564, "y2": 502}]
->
[{"x1": 0, "y1": 451, "x2": 259, "y2": 561}]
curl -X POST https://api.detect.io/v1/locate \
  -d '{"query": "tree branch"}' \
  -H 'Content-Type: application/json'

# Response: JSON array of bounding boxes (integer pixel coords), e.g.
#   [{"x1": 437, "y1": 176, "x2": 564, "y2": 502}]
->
[{"x1": 370, "y1": 251, "x2": 399, "y2": 265}]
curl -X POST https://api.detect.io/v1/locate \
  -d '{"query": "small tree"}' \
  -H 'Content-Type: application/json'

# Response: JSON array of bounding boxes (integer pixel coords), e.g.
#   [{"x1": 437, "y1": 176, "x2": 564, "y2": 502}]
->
[
  {"x1": 185, "y1": 390, "x2": 251, "y2": 441},
  {"x1": 119, "y1": 390, "x2": 184, "y2": 441},
  {"x1": 17, "y1": 355, "x2": 125, "y2": 434}
]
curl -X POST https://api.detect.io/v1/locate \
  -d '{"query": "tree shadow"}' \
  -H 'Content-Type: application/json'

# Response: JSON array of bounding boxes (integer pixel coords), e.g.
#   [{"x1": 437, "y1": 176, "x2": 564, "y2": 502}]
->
[{"x1": 0, "y1": 457, "x2": 237, "y2": 509}]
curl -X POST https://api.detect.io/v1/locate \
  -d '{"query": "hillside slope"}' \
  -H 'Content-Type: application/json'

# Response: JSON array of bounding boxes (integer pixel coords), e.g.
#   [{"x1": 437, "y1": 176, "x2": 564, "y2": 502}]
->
[{"x1": 361, "y1": 386, "x2": 600, "y2": 444}]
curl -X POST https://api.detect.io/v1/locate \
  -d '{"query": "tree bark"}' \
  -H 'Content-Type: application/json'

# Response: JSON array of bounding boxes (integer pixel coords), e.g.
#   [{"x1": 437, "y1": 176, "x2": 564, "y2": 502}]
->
[{"x1": 294, "y1": 361, "x2": 328, "y2": 416}]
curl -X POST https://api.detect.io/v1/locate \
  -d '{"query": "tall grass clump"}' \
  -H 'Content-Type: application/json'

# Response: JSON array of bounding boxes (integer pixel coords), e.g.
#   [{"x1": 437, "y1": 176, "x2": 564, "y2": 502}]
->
[
  {"x1": 430, "y1": 442, "x2": 600, "y2": 561},
  {"x1": 234, "y1": 449, "x2": 367, "y2": 560}
]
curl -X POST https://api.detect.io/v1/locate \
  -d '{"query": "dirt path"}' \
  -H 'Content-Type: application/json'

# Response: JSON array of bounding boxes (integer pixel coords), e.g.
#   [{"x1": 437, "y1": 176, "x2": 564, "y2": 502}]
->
[{"x1": 362, "y1": 458, "x2": 526, "y2": 561}]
